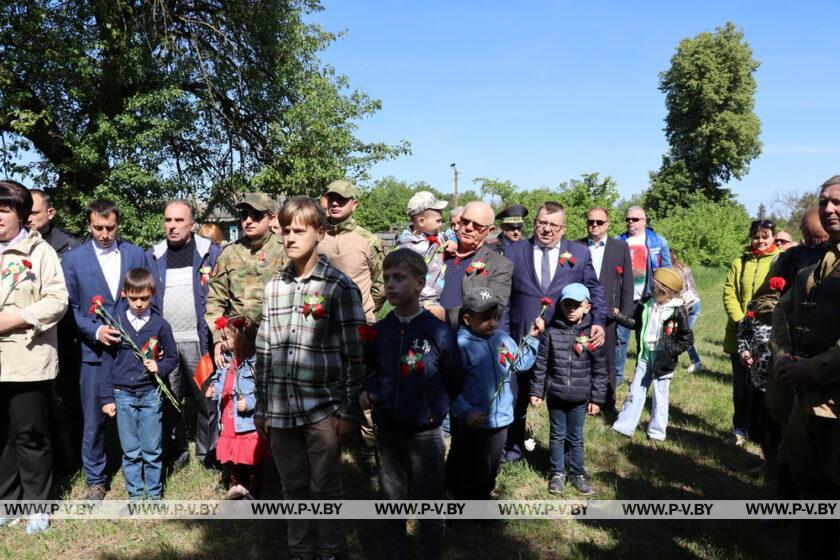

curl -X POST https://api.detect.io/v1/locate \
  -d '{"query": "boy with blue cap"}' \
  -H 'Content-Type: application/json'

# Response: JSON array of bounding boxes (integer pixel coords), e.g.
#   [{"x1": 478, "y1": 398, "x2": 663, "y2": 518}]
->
[{"x1": 530, "y1": 283, "x2": 608, "y2": 495}]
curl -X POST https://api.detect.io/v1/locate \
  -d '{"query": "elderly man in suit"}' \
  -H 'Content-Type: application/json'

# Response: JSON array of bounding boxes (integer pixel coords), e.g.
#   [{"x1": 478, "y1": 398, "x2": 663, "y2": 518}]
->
[
  {"x1": 62, "y1": 199, "x2": 149, "y2": 500},
  {"x1": 440, "y1": 200, "x2": 513, "y2": 328},
  {"x1": 500, "y1": 201, "x2": 606, "y2": 461},
  {"x1": 579, "y1": 207, "x2": 634, "y2": 412}
]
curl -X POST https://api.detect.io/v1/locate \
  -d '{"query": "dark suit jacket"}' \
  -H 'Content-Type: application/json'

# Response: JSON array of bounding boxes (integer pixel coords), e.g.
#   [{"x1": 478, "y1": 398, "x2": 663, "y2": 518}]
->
[
  {"x1": 62, "y1": 239, "x2": 149, "y2": 363},
  {"x1": 444, "y1": 242, "x2": 513, "y2": 328},
  {"x1": 501, "y1": 237, "x2": 605, "y2": 342},
  {"x1": 578, "y1": 237, "x2": 634, "y2": 322}
]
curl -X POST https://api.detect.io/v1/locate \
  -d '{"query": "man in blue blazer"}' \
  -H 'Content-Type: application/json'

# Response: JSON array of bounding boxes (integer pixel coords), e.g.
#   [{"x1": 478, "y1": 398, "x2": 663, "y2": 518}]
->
[
  {"x1": 500, "y1": 202, "x2": 606, "y2": 462},
  {"x1": 62, "y1": 199, "x2": 150, "y2": 500}
]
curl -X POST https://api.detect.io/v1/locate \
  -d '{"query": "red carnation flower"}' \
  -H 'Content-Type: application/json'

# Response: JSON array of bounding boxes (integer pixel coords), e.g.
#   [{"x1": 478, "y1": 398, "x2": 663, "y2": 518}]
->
[
  {"x1": 88, "y1": 304, "x2": 97, "y2": 315},
  {"x1": 21, "y1": 259, "x2": 32, "y2": 269},
  {"x1": 91, "y1": 295, "x2": 105, "y2": 306},
  {"x1": 746, "y1": 310, "x2": 756, "y2": 319},
  {"x1": 214, "y1": 317, "x2": 229, "y2": 330},
  {"x1": 540, "y1": 297, "x2": 554, "y2": 307},
  {"x1": 358, "y1": 324, "x2": 377, "y2": 342},
  {"x1": 615, "y1": 265, "x2": 623, "y2": 275},
  {"x1": 768, "y1": 276, "x2": 786, "y2": 292}
]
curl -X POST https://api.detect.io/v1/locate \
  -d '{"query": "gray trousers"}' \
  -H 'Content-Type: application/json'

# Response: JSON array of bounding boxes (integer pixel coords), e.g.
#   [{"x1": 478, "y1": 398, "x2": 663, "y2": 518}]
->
[{"x1": 164, "y1": 341, "x2": 218, "y2": 463}]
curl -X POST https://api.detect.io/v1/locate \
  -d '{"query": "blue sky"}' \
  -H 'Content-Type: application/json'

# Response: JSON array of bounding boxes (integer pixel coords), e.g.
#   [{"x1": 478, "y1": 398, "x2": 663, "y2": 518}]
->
[{"x1": 312, "y1": 1, "x2": 840, "y2": 215}]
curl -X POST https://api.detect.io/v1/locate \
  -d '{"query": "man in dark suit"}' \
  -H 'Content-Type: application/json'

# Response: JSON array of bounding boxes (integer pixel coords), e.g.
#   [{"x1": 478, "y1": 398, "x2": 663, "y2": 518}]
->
[
  {"x1": 62, "y1": 199, "x2": 149, "y2": 500},
  {"x1": 579, "y1": 207, "x2": 634, "y2": 411},
  {"x1": 500, "y1": 201, "x2": 606, "y2": 461},
  {"x1": 440, "y1": 201, "x2": 513, "y2": 327}
]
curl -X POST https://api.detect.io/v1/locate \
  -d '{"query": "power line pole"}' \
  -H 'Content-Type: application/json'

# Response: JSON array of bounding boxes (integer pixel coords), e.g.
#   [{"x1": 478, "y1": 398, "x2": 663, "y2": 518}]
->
[{"x1": 450, "y1": 163, "x2": 459, "y2": 207}]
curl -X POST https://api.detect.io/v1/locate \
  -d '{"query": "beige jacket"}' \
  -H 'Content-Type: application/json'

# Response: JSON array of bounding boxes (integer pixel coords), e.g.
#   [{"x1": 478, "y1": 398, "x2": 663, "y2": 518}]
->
[{"x1": 0, "y1": 230, "x2": 69, "y2": 382}]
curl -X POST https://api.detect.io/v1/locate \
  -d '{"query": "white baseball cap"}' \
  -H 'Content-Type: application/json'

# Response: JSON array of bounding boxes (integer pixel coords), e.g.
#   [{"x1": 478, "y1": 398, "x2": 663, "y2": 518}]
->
[{"x1": 406, "y1": 191, "x2": 448, "y2": 217}]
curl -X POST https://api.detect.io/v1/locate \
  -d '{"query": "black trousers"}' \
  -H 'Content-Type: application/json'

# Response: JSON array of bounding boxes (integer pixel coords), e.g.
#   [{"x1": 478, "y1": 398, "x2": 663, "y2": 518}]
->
[
  {"x1": 0, "y1": 381, "x2": 53, "y2": 500},
  {"x1": 447, "y1": 424, "x2": 507, "y2": 500}
]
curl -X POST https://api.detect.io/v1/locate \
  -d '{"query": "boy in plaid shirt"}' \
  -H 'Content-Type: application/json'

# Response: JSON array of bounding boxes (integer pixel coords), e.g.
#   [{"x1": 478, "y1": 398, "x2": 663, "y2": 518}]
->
[{"x1": 254, "y1": 196, "x2": 366, "y2": 560}]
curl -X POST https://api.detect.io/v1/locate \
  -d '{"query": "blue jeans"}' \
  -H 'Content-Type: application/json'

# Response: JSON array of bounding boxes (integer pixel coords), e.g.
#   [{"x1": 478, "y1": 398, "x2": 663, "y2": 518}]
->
[
  {"x1": 613, "y1": 352, "x2": 672, "y2": 440},
  {"x1": 114, "y1": 388, "x2": 163, "y2": 498},
  {"x1": 686, "y1": 302, "x2": 701, "y2": 364},
  {"x1": 730, "y1": 353, "x2": 751, "y2": 437},
  {"x1": 547, "y1": 398, "x2": 587, "y2": 476}
]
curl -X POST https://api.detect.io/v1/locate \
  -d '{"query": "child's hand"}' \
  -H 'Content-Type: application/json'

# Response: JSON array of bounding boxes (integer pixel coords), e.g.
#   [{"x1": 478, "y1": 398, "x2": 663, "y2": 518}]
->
[
  {"x1": 529, "y1": 396, "x2": 543, "y2": 407},
  {"x1": 529, "y1": 317, "x2": 545, "y2": 337},
  {"x1": 205, "y1": 385, "x2": 215, "y2": 398},
  {"x1": 740, "y1": 350, "x2": 754, "y2": 367},
  {"x1": 237, "y1": 397, "x2": 247, "y2": 412},
  {"x1": 144, "y1": 359, "x2": 159, "y2": 374},
  {"x1": 466, "y1": 411, "x2": 487, "y2": 428},
  {"x1": 612, "y1": 307, "x2": 620, "y2": 317},
  {"x1": 358, "y1": 391, "x2": 378, "y2": 410},
  {"x1": 428, "y1": 305, "x2": 447, "y2": 322},
  {"x1": 444, "y1": 240, "x2": 457, "y2": 254},
  {"x1": 587, "y1": 403, "x2": 601, "y2": 416},
  {"x1": 102, "y1": 403, "x2": 116, "y2": 417}
]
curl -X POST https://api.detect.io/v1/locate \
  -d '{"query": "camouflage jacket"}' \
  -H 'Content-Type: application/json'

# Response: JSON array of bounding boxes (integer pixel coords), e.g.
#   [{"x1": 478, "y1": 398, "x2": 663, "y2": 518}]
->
[
  {"x1": 318, "y1": 217, "x2": 385, "y2": 323},
  {"x1": 205, "y1": 232, "x2": 288, "y2": 343}
]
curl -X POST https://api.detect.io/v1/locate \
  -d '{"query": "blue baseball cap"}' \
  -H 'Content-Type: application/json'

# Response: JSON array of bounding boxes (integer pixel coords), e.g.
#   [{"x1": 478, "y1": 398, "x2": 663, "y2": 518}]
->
[{"x1": 560, "y1": 283, "x2": 590, "y2": 302}]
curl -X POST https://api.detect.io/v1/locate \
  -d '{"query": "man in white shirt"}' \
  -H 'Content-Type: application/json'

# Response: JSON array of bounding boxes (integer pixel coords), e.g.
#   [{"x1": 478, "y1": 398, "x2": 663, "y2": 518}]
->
[{"x1": 62, "y1": 199, "x2": 149, "y2": 500}]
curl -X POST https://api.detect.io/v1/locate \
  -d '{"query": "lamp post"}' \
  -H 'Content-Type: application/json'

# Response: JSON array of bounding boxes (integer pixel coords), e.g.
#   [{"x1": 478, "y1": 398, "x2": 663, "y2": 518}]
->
[{"x1": 450, "y1": 163, "x2": 459, "y2": 207}]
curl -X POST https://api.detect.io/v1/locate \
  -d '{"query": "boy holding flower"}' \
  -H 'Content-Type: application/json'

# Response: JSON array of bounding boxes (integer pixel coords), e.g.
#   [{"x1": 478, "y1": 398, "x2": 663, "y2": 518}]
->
[
  {"x1": 99, "y1": 268, "x2": 178, "y2": 499},
  {"x1": 254, "y1": 196, "x2": 366, "y2": 560}
]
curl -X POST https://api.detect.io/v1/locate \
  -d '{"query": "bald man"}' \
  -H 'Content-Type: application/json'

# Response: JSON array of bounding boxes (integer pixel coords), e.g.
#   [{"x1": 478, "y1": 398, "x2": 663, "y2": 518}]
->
[{"x1": 439, "y1": 201, "x2": 513, "y2": 327}]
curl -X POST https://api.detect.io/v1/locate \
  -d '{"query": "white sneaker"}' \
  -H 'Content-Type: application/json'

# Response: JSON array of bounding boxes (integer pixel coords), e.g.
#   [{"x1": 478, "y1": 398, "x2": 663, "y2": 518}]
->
[{"x1": 685, "y1": 362, "x2": 704, "y2": 373}]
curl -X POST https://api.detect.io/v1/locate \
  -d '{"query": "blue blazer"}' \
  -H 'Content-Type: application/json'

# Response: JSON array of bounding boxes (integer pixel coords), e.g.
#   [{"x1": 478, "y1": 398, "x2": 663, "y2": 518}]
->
[
  {"x1": 501, "y1": 238, "x2": 606, "y2": 342},
  {"x1": 62, "y1": 238, "x2": 150, "y2": 363}
]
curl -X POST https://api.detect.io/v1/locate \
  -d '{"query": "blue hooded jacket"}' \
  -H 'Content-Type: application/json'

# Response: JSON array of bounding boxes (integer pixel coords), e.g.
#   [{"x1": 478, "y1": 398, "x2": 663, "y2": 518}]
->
[
  {"x1": 364, "y1": 310, "x2": 464, "y2": 431},
  {"x1": 452, "y1": 327, "x2": 538, "y2": 429},
  {"x1": 210, "y1": 355, "x2": 258, "y2": 434}
]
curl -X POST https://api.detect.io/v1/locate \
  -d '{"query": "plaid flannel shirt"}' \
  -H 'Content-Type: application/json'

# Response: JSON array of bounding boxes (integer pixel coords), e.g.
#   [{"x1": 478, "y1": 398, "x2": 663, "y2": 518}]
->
[{"x1": 255, "y1": 255, "x2": 366, "y2": 428}]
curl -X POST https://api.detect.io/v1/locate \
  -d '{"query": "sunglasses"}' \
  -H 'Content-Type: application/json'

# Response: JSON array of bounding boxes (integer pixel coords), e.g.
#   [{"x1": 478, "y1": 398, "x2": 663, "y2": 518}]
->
[
  {"x1": 587, "y1": 219, "x2": 607, "y2": 226},
  {"x1": 501, "y1": 224, "x2": 523, "y2": 231},
  {"x1": 459, "y1": 217, "x2": 491, "y2": 232},
  {"x1": 625, "y1": 217, "x2": 644, "y2": 223},
  {"x1": 239, "y1": 209, "x2": 269, "y2": 222}
]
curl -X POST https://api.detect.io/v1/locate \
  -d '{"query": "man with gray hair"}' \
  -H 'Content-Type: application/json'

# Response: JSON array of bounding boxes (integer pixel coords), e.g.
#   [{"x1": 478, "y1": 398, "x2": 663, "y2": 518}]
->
[
  {"x1": 614, "y1": 205, "x2": 671, "y2": 384},
  {"x1": 147, "y1": 199, "x2": 222, "y2": 469}
]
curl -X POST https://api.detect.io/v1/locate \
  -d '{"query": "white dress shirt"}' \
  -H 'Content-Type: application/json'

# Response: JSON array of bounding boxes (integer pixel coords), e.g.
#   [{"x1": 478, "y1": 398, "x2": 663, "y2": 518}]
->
[
  {"x1": 587, "y1": 237, "x2": 607, "y2": 280},
  {"x1": 533, "y1": 243, "x2": 560, "y2": 286},
  {"x1": 126, "y1": 308, "x2": 151, "y2": 332},
  {"x1": 93, "y1": 241, "x2": 121, "y2": 300}
]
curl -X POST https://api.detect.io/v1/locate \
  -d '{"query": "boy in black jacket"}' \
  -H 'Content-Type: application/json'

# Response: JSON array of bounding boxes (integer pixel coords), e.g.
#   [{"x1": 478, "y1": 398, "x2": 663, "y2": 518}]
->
[
  {"x1": 530, "y1": 283, "x2": 608, "y2": 495},
  {"x1": 100, "y1": 269, "x2": 178, "y2": 499},
  {"x1": 359, "y1": 249, "x2": 464, "y2": 560}
]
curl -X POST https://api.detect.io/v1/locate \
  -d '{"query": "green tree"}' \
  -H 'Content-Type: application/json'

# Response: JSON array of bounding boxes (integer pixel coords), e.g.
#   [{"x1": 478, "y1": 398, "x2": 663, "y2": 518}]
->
[
  {"x1": 0, "y1": 0, "x2": 408, "y2": 245},
  {"x1": 651, "y1": 22, "x2": 761, "y2": 212}
]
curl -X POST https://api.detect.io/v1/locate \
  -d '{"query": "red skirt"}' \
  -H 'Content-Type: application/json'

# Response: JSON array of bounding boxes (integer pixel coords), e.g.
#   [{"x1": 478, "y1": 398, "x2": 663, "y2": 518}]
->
[{"x1": 216, "y1": 363, "x2": 270, "y2": 466}]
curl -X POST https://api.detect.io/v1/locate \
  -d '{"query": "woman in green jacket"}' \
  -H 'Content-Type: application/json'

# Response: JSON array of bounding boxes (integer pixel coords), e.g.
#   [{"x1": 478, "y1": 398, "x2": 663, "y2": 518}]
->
[{"x1": 722, "y1": 219, "x2": 779, "y2": 446}]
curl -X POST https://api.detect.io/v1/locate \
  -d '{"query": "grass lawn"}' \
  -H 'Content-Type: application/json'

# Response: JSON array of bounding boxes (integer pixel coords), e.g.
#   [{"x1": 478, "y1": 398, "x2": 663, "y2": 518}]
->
[{"x1": 3, "y1": 266, "x2": 797, "y2": 559}]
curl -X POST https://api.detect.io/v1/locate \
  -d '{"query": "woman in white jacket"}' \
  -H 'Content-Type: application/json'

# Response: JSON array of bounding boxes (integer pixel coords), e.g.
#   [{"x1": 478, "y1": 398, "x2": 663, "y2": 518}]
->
[{"x1": 0, "y1": 181, "x2": 68, "y2": 534}]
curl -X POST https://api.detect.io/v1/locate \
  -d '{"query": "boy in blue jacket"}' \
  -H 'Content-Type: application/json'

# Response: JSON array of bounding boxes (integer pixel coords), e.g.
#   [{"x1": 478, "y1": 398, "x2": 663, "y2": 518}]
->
[
  {"x1": 447, "y1": 287, "x2": 543, "y2": 501},
  {"x1": 100, "y1": 269, "x2": 178, "y2": 499},
  {"x1": 360, "y1": 248, "x2": 464, "y2": 560},
  {"x1": 530, "y1": 283, "x2": 608, "y2": 496}
]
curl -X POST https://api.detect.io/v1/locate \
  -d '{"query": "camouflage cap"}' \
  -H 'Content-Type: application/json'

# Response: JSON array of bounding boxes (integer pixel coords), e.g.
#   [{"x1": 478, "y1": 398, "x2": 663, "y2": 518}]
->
[
  {"x1": 235, "y1": 192, "x2": 278, "y2": 214},
  {"x1": 323, "y1": 179, "x2": 357, "y2": 199}
]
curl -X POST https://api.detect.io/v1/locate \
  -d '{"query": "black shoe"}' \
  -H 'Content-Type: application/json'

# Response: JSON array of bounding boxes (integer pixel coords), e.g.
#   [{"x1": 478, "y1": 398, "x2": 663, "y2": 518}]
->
[
  {"x1": 84, "y1": 484, "x2": 107, "y2": 500},
  {"x1": 172, "y1": 451, "x2": 191, "y2": 473},
  {"x1": 570, "y1": 475, "x2": 595, "y2": 496},
  {"x1": 548, "y1": 473, "x2": 566, "y2": 493}
]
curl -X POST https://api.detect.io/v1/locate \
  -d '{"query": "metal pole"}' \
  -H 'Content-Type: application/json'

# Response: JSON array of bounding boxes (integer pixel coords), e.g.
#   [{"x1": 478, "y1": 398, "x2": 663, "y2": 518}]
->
[{"x1": 451, "y1": 163, "x2": 459, "y2": 207}]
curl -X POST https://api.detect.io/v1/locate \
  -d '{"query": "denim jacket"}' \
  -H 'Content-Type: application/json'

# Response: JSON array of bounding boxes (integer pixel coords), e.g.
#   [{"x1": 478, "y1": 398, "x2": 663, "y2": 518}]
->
[{"x1": 210, "y1": 355, "x2": 258, "y2": 434}]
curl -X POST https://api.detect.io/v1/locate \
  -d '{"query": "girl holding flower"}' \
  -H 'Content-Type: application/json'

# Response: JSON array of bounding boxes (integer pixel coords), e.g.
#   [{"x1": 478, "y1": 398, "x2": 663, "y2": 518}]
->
[
  {"x1": 0, "y1": 182, "x2": 68, "y2": 534},
  {"x1": 206, "y1": 315, "x2": 269, "y2": 498}
]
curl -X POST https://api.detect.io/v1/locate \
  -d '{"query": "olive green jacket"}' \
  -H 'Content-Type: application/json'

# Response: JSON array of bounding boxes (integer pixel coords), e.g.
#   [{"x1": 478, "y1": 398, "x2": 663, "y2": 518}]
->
[{"x1": 722, "y1": 246, "x2": 780, "y2": 354}]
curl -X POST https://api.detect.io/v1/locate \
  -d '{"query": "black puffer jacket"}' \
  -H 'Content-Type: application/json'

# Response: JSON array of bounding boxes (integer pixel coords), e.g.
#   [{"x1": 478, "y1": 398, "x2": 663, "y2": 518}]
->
[
  {"x1": 530, "y1": 313, "x2": 608, "y2": 404},
  {"x1": 651, "y1": 304, "x2": 694, "y2": 379}
]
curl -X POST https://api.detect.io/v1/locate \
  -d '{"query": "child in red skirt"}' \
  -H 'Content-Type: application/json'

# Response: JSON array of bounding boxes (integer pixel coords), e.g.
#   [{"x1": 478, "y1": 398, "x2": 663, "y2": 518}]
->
[{"x1": 206, "y1": 315, "x2": 270, "y2": 498}]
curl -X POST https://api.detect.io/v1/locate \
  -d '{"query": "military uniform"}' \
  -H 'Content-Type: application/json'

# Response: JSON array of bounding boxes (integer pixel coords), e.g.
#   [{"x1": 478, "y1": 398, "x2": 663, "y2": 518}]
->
[
  {"x1": 204, "y1": 194, "x2": 288, "y2": 342},
  {"x1": 318, "y1": 181, "x2": 385, "y2": 324}
]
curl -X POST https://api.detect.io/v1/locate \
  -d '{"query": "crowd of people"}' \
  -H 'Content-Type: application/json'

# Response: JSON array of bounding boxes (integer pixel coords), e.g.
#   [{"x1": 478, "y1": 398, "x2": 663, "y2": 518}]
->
[{"x1": 0, "y1": 174, "x2": 837, "y2": 558}]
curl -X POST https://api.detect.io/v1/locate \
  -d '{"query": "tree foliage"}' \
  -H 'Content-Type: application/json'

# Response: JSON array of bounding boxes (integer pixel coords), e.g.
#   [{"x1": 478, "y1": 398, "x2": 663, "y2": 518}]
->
[
  {"x1": 0, "y1": 0, "x2": 409, "y2": 245},
  {"x1": 650, "y1": 22, "x2": 761, "y2": 213}
]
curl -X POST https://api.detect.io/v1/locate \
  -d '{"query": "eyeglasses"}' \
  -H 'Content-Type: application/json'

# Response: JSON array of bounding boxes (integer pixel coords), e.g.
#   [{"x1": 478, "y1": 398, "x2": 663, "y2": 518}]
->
[
  {"x1": 501, "y1": 224, "x2": 523, "y2": 231},
  {"x1": 239, "y1": 209, "x2": 269, "y2": 222},
  {"x1": 587, "y1": 219, "x2": 607, "y2": 226},
  {"x1": 459, "y1": 217, "x2": 491, "y2": 232},
  {"x1": 625, "y1": 217, "x2": 644, "y2": 223},
  {"x1": 535, "y1": 219, "x2": 564, "y2": 232}
]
